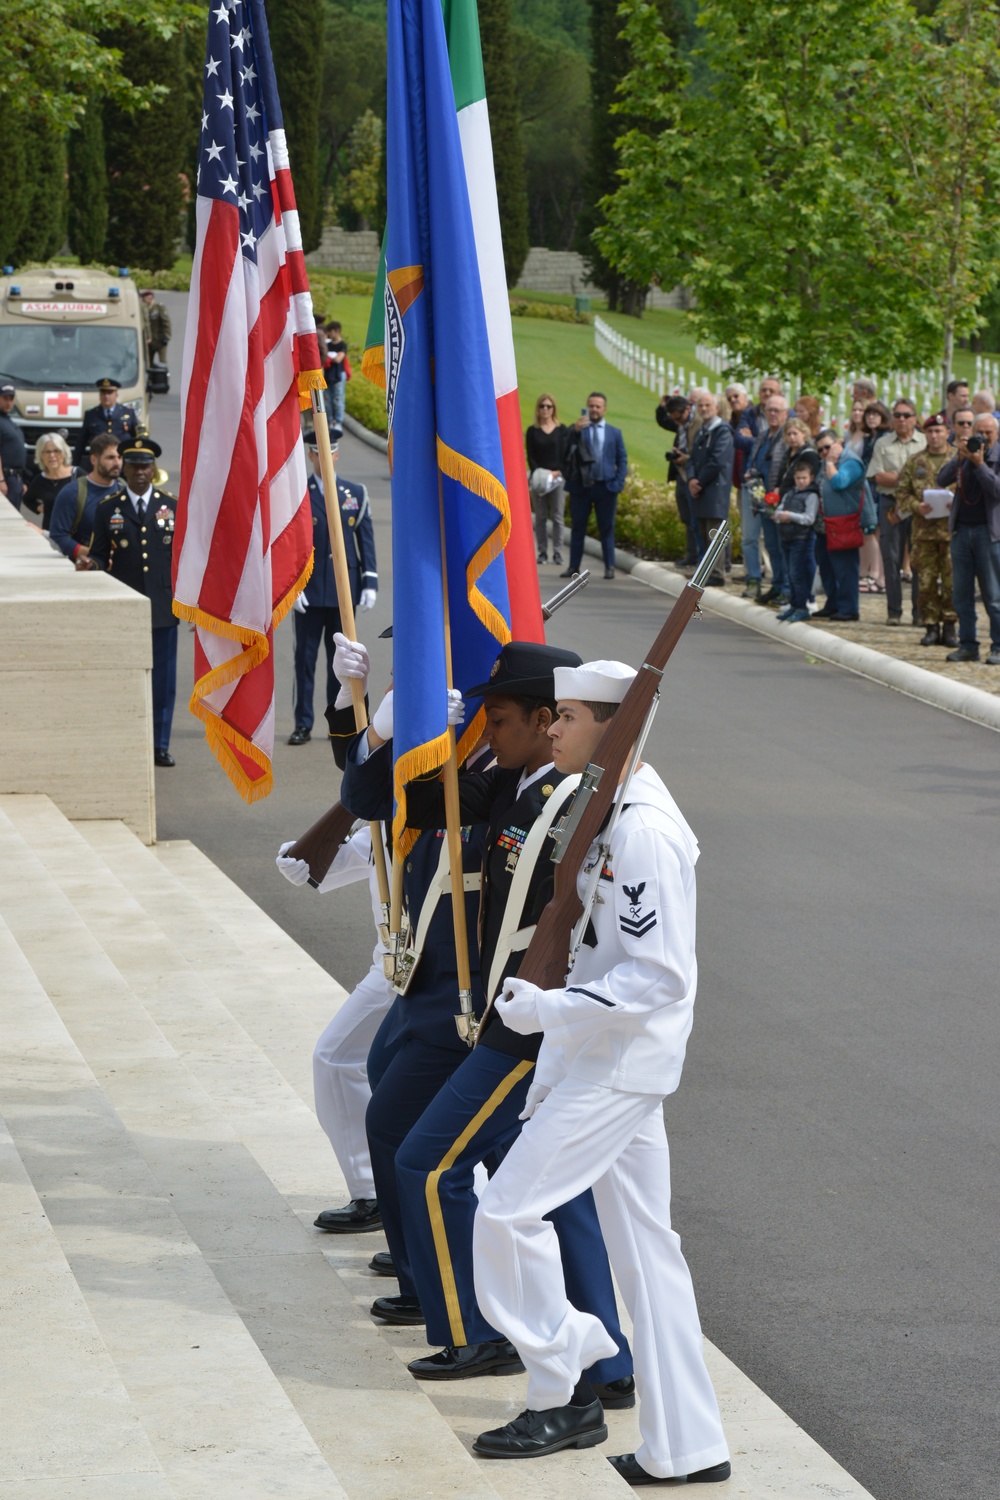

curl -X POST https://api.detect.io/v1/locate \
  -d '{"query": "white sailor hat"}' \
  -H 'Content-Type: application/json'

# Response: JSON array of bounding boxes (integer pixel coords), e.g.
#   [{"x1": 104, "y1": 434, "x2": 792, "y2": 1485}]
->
[{"x1": 553, "y1": 659, "x2": 637, "y2": 704}]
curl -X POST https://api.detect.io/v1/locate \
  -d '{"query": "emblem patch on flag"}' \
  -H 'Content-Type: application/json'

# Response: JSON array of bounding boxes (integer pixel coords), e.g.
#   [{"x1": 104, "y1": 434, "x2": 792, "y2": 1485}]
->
[
  {"x1": 384, "y1": 279, "x2": 404, "y2": 435},
  {"x1": 619, "y1": 881, "x2": 657, "y2": 937}
]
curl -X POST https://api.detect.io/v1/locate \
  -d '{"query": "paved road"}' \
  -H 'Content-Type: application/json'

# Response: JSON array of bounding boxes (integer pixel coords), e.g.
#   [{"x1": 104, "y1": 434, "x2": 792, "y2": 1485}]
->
[{"x1": 152, "y1": 293, "x2": 999, "y2": 1500}]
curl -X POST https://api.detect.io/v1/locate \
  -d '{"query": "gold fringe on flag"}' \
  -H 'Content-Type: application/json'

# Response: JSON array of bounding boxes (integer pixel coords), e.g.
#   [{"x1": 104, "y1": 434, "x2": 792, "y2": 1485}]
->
[
  {"x1": 361, "y1": 344, "x2": 387, "y2": 390},
  {"x1": 436, "y1": 436, "x2": 512, "y2": 649},
  {"x1": 298, "y1": 368, "x2": 326, "y2": 410}
]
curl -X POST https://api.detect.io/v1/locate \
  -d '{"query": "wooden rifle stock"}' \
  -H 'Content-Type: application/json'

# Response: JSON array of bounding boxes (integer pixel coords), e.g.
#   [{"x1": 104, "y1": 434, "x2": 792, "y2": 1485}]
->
[
  {"x1": 287, "y1": 801, "x2": 358, "y2": 888},
  {"x1": 515, "y1": 529, "x2": 727, "y2": 994}
]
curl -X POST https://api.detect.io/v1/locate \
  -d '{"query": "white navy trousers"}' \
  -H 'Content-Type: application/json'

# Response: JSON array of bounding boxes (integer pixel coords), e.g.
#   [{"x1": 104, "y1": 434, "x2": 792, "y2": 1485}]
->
[{"x1": 473, "y1": 1077, "x2": 729, "y2": 1479}]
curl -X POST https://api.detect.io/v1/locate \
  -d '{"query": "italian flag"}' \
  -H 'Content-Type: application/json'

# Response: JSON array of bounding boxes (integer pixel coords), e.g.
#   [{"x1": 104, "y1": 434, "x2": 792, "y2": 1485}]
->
[{"x1": 363, "y1": 0, "x2": 543, "y2": 642}]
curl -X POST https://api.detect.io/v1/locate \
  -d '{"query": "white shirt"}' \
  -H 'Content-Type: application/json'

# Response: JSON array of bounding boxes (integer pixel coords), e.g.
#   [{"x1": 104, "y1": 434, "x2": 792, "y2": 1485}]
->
[
  {"x1": 126, "y1": 484, "x2": 153, "y2": 517},
  {"x1": 516, "y1": 761, "x2": 554, "y2": 799}
]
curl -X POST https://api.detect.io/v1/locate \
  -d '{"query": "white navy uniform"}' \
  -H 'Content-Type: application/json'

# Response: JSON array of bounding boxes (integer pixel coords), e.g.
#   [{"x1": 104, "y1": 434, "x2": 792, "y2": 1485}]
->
[
  {"x1": 306, "y1": 824, "x2": 394, "y2": 1200},
  {"x1": 473, "y1": 762, "x2": 729, "y2": 1480}
]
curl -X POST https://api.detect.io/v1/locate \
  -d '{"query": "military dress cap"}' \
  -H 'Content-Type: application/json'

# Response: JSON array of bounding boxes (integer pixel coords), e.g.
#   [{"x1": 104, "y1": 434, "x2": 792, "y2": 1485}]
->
[
  {"x1": 120, "y1": 436, "x2": 162, "y2": 463},
  {"x1": 0, "y1": 381, "x2": 14, "y2": 396},
  {"x1": 96, "y1": 377, "x2": 121, "y2": 391},
  {"x1": 302, "y1": 426, "x2": 342, "y2": 447},
  {"x1": 553, "y1": 659, "x2": 637, "y2": 704},
  {"x1": 924, "y1": 412, "x2": 948, "y2": 431},
  {"x1": 465, "y1": 641, "x2": 583, "y2": 700}
]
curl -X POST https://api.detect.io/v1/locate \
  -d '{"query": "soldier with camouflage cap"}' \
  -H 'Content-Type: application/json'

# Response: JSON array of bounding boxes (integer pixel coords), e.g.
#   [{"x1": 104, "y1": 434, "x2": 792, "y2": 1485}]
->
[{"x1": 894, "y1": 413, "x2": 958, "y2": 647}]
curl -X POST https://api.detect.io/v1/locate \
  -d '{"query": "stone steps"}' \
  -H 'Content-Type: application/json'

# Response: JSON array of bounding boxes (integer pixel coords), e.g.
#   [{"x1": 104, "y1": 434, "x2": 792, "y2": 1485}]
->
[{"x1": 0, "y1": 792, "x2": 877, "y2": 1498}]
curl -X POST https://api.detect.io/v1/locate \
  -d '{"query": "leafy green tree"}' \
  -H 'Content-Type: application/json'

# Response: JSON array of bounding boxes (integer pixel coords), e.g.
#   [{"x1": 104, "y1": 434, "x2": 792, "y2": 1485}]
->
[
  {"x1": 598, "y1": 0, "x2": 924, "y2": 385},
  {"x1": 103, "y1": 23, "x2": 192, "y2": 271},
  {"x1": 12, "y1": 117, "x2": 68, "y2": 263},
  {"x1": 68, "y1": 103, "x2": 109, "y2": 262},
  {"x1": 343, "y1": 109, "x2": 383, "y2": 231},
  {"x1": 578, "y1": 0, "x2": 685, "y2": 314},
  {"x1": 268, "y1": 0, "x2": 325, "y2": 252},
  {"x1": 319, "y1": 2, "x2": 386, "y2": 229},
  {"x1": 513, "y1": 27, "x2": 590, "y2": 250},
  {"x1": 0, "y1": 112, "x2": 31, "y2": 264},
  {"x1": 863, "y1": 0, "x2": 1000, "y2": 398},
  {"x1": 479, "y1": 0, "x2": 530, "y2": 286}
]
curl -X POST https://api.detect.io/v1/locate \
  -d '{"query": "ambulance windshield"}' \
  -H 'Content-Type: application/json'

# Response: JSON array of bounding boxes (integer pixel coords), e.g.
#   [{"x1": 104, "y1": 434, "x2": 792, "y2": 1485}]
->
[{"x1": 0, "y1": 326, "x2": 140, "y2": 388}]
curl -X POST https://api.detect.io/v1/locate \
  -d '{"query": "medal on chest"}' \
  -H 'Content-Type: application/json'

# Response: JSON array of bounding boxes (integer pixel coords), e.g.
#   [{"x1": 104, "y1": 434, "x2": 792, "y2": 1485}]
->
[
  {"x1": 497, "y1": 825, "x2": 528, "y2": 875},
  {"x1": 109, "y1": 507, "x2": 125, "y2": 533}
]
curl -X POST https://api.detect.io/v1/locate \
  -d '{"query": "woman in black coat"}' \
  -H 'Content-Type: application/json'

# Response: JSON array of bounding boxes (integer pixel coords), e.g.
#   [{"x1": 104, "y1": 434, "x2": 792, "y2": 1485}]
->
[{"x1": 525, "y1": 393, "x2": 569, "y2": 565}]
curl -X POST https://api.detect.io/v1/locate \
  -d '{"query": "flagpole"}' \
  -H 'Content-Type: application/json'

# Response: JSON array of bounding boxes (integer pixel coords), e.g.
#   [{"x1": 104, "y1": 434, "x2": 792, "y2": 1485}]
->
[
  {"x1": 310, "y1": 394, "x2": 391, "y2": 922},
  {"x1": 436, "y1": 472, "x2": 476, "y2": 1042}
]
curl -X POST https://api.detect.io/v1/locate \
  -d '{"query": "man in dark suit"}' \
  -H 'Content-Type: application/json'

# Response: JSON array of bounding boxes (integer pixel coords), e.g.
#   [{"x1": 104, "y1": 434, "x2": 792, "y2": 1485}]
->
[
  {"x1": 686, "y1": 391, "x2": 735, "y2": 587},
  {"x1": 87, "y1": 437, "x2": 179, "y2": 766},
  {"x1": 289, "y1": 426, "x2": 378, "y2": 745},
  {"x1": 561, "y1": 392, "x2": 628, "y2": 580}
]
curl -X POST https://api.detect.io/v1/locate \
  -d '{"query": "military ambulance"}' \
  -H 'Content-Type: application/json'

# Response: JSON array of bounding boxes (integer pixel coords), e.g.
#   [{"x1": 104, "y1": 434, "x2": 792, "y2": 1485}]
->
[{"x1": 0, "y1": 265, "x2": 169, "y2": 459}]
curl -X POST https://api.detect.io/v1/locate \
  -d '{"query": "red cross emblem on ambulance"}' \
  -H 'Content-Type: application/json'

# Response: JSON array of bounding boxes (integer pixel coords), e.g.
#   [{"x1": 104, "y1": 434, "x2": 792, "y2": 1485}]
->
[{"x1": 43, "y1": 392, "x2": 83, "y2": 418}]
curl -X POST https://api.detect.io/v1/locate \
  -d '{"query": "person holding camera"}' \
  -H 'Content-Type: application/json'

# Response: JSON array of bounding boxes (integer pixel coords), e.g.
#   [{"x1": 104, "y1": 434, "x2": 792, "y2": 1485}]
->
[
  {"x1": 867, "y1": 399, "x2": 926, "y2": 626},
  {"x1": 561, "y1": 393, "x2": 627, "y2": 581},
  {"x1": 935, "y1": 411, "x2": 1000, "y2": 664},
  {"x1": 656, "y1": 393, "x2": 697, "y2": 564},
  {"x1": 893, "y1": 414, "x2": 958, "y2": 648}
]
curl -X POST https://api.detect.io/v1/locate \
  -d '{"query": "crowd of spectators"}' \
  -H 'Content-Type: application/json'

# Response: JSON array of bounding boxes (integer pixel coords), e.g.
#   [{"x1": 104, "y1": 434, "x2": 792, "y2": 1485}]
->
[{"x1": 651, "y1": 375, "x2": 1000, "y2": 665}]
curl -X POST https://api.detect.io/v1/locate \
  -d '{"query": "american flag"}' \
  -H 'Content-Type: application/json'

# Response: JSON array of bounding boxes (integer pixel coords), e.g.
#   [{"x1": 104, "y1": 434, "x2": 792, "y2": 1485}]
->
[{"x1": 172, "y1": 0, "x2": 322, "y2": 802}]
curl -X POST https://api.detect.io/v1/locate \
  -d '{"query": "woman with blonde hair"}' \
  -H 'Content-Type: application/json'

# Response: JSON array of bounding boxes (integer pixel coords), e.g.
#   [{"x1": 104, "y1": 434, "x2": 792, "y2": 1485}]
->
[
  {"x1": 21, "y1": 432, "x2": 77, "y2": 530},
  {"x1": 794, "y1": 394, "x2": 822, "y2": 437},
  {"x1": 525, "y1": 392, "x2": 569, "y2": 565}
]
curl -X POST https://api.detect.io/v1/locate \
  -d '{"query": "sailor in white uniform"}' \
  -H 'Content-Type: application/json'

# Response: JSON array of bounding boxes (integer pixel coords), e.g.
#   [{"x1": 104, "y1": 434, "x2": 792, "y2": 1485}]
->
[{"x1": 471, "y1": 660, "x2": 731, "y2": 1487}]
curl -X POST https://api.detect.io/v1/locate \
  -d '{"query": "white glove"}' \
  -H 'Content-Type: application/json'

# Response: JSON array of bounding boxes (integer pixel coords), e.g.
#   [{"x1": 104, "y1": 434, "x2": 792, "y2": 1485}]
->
[
  {"x1": 276, "y1": 840, "x2": 310, "y2": 886},
  {"x1": 518, "y1": 1080, "x2": 551, "y2": 1122},
  {"x1": 370, "y1": 687, "x2": 394, "y2": 741},
  {"x1": 358, "y1": 588, "x2": 377, "y2": 613},
  {"x1": 446, "y1": 688, "x2": 465, "y2": 727},
  {"x1": 333, "y1": 631, "x2": 370, "y2": 708},
  {"x1": 293, "y1": 594, "x2": 308, "y2": 614},
  {"x1": 494, "y1": 976, "x2": 543, "y2": 1036}
]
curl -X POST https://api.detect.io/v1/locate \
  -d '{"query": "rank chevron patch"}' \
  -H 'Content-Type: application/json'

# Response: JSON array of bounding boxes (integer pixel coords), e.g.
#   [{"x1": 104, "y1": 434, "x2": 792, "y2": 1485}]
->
[{"x1": 620, "y1": 881, "x2": 657, "y2": 937}]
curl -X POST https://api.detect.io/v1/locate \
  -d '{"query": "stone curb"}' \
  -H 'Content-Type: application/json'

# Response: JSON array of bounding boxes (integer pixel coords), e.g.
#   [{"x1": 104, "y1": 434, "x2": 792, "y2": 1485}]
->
[
  {"x1": 581, "y1": 535, "x2": 1000, "y2": 734},
  {"x1": 341, "y1": 412, "x2": 389, "y2": 454}
]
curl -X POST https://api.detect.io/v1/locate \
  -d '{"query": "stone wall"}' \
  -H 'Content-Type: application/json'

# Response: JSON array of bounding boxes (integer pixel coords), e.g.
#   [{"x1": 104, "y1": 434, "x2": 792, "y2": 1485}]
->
[
  {"x1": 0, "y1": 507, "x2": 156, "y2": 843},
  {"x1": 306, "y1": 230, "x2": 689, "y2": 309}
]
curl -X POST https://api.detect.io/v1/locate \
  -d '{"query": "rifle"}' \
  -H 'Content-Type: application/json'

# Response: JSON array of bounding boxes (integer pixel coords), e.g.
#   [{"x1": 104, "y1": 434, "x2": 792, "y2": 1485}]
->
[
  {"x1": 286, "y1": 800, "x2": 360, "y2": 888},
  {"x1": 286, "y1": 572, "x2": 593, "y2": 891},
  {"x1": 463, "y1": 523, "x2": 728, "y2": 1037}
]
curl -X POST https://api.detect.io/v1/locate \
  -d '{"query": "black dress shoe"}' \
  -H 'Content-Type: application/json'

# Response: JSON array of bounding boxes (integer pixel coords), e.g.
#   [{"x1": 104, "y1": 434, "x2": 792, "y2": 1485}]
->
[
  {"x1": 608, "y1": 1452, "x2": 732, "y2": 1485},
  {"x1": 368, "y1": 1250, "x2": 396, "y2": 1276},
  {"x1": 153, "y1": 749, "x2": 175, "y2": 767},
  {"x1": 371, "y1": 1294, "x2": 425, "y2": 1325},
  {"x1": 604, "y1": 566, "x2": 615, "y2": 579},
  {"x1": 593, "y1": 1374, "x2": 635, "y2": 1409},
  {"x1": 559, "y1": 568, "x2": 576, "y2": 579},
  {"x1": 408, "y1": 1339, "x2": 524, "y2": 1380},
  {"x1": 288, "y1": 726, "x2": 311, "y2": 745},
  {"x1": 313, "y1": 1198, "x2": 381, "y2": 1233},
  {"x1": 829, "y1": 612, "x2": 860, "y2": 622},
  {"x1": 474, "y1": 1399, "x2": 607, "y2": 1458}
]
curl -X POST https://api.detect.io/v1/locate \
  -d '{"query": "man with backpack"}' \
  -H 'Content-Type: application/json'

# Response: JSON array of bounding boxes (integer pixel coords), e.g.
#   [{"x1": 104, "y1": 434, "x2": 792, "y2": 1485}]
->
[{"x1": 49, "y1": 435, "x2": 123, "y2": 566}]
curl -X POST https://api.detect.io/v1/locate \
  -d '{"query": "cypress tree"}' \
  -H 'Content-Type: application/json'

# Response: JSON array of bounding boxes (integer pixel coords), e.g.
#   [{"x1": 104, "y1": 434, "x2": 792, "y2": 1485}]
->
[
  {"x1": 12, "y1": 118, "x2": 68, "y2": 264},
  {"x1": 1, "y1": 114, "x2": 32, "y2": 265},
  {"x1": 267, "y1": 0, "x2": 324, "y2": 253},
  {"x1": 577, "y1": 0, "x2": 683, "y2": 313},
  {"x1": 67, "y1": 103, "x2": 109, "y2": 263},
  {"x1": 479, "y1": 0, "x2": 530, "y2": 287},
  {"x1": 103, "y1": 25, "x2": 191, "y2": 271}
]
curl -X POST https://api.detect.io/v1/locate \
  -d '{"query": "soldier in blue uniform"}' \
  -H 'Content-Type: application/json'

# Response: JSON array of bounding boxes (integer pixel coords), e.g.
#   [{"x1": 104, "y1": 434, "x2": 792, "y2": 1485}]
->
[
  {"x1": 337, "y1": 683, "x2": 488, "y2": 1318},
  {"x1": 73, "y1": 378, "x2": 139, "y2": 466},
  {"x1": 289, "y1": 426, "x2": 378, "y2": 745},
  {"x1": 87, "y1": 437, "x2": 179, "y2": 767},
  {"x1": 392, "y1": 643, "x2": 634, "y2": 1401}
]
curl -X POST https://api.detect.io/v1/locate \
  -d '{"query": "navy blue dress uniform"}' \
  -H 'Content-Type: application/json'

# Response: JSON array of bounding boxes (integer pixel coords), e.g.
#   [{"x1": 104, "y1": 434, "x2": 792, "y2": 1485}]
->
[
  {"x1": 292, "y1": 465, "x2": 378, "y2": 738},
  {"x1": 339, "y1": 733, "x2": 487, "y2": 1312},
  {"x1": 73, "y1": 378, "x2": 139, "y2": 465},
  {"x1": 392, "y1": 643, "x2": 633, "y2": 1390},
  {"x1": 88, "y1": 439, "x2": 178, "y2": 764}
]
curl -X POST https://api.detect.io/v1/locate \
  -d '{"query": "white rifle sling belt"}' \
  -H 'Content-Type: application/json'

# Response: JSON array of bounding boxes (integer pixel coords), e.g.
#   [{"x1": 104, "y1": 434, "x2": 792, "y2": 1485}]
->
[
  {"x1": 394, "y1": 834, "x2": 481, "y2": 996},
  {"x1": 484, "y1": 774, "x2": 581, "y2": 1009}
]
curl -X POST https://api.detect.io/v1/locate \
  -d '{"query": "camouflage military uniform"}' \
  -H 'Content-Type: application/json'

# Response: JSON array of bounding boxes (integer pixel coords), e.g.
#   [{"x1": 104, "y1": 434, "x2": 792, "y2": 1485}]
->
[{"x1": 894, "y1": 446, "x2": 956, "y2": 625}]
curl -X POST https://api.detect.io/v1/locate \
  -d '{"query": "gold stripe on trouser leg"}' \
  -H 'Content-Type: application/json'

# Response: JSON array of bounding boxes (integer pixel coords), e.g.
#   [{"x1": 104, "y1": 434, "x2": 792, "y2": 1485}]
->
[{"x1": 424, "y1": 1058, "x2": 535, "y2": 1346}]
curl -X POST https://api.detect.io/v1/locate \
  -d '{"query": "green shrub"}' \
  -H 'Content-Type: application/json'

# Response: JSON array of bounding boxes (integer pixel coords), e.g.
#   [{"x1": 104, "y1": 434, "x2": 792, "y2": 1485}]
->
[
  {"x1": 509, "y1": 298, "x2": 592, "y2": 324},
  {"x1": 574, "y1": 468, "x2": 743, "y2": 563},
  {"x1": 345, "y1": 370, "x2": 388, "y2": 436}
]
